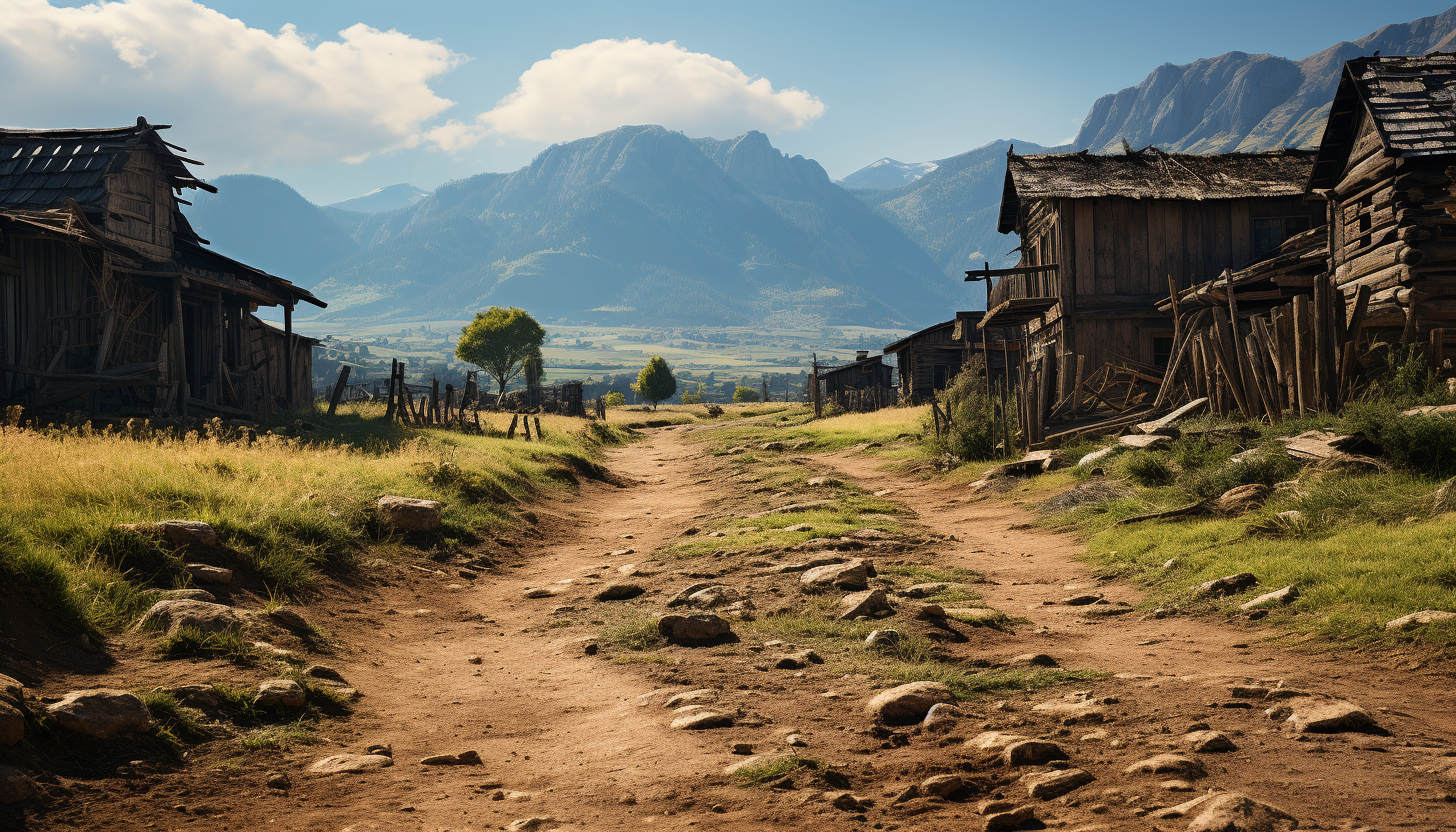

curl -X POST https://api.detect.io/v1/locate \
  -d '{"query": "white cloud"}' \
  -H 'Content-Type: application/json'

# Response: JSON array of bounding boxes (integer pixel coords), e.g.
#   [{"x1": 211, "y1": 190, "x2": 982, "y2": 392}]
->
[
  {"x1": 477, "y1": 38, "x2": 825, "y2": 144},
  {"x1": 0, "y1": 0, "x2": 465, "y2": 168}
]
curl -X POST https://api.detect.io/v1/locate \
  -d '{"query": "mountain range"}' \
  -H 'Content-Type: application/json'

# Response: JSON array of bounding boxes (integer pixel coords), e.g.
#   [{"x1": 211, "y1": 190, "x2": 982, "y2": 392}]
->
[{"x1": 183, "y1": 6, "x2": 1456, "y2": 329}]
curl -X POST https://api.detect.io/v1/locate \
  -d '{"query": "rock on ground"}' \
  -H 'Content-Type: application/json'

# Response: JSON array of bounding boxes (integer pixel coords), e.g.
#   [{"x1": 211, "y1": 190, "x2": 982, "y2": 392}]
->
[
  {"x1": 919, "y1": 774, "x2": 963, "y2": 797},
  {"x1": 865, "y1": 681, "x2": 956, "y2": 725},
  {"x1": 1385, "y1": 609, "x2": 1456, "y2": 630},
  {"x1": 184, "y1": 563, "x2": 233, "y2": 584},
  {"x1": 663, "y1": 688, "x2": 717, "y2": 708},
  {"x1": 375, "y1": 495, "x2": 443, "y2": 532},
  {"x1": 307, "y1": 754, "x2": 394, "y2": 774},
  {"x1": 895, "y1": 582, "x2": 949, "y2": 599},
  {"x1": 1023, "y1": 768, "x2": 1093, "y2": 800},
  {"x1": 266, "y1": 607, "x2": 309, "y2": 630},
  {"x1": 800, "y1": 560, "x2": 869, "y2": 591},
  {"x1": 1199, "y1": 573, "x2": 1259, "y2": 597},
  {"x1": 837, "y1": 589, "x2": 894, "y2": 620},
  {"x1": 1184, "y1": 793, "x2": 1298, "y2": 832},
  {"x1": 141, "y1": 588, "x2": 216, "y2": 603},
  {"x1": 505, "y1": 818, "x2": 557, "y2": 832},
  {"x1": 671, "y1": 710, "x2": 734, "y2": 730},
  {"x1": 1281, "y1": 697, "x2": 1378, "y2": 733},
  {"x1": 1184, "y1": 729, "x2": 1238, "y2": 752},
  {"x1": 595, "y1": 583, "x2": 645, "y2": 601},
  {"x1": 1001, "y1": 739, "x2": 1068, "y2": 766},
  {"x1": 136, "y1": 599, "x2": 241, "y2": 635},
  {"x1": 1123, "y1": 753, "x2": 1205, "y2": 778},
  {"x1": 0, "y1": 701, "x2": 24, "y2": 745},
  {"x1": 1031, "y1": 692, "x2": 1110, "y2": 723},
  {"x1": 658, "y1": 614, "x2": 731, "y2": 645},
  {"x1": 46, "y1": 689, "x2": 152, "y2": 738},
  {"x1": 1239, "y1": 586, "x2": 1298, "y2": 611},
  {"x1": 1214, "y1": 484, "x2": 1270, "y2": 515},
  {"x1": 421, "y1": 750, "x2": 481, "y2": 765},
  {"x1": 864, "y1": 629, "x2": 902, "y2": 649},
  {"x1": 116, "y1": 519, "x2": 217, "y2": 548},
  {"x1": 254, "y1": 679, "x2": 305, "y2": 709},
  {"x1": 1006, "y1": 653, "x2": 1059, "y2": 668},
  {"x1": 981, "y1": 804, "x2": 1036, "y2": 831},
  {"x1": 0, "y1": 765, "x2": 38, "y2": 803},
  {"x1": 921, "y1": 703, "x2": 966, "y2": 730}
]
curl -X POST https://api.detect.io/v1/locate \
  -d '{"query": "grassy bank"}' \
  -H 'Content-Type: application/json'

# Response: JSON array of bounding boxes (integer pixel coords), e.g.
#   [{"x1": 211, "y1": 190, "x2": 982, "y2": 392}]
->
[{"x1": 0, "y1": 403, "x2": 629, "y2": 634}]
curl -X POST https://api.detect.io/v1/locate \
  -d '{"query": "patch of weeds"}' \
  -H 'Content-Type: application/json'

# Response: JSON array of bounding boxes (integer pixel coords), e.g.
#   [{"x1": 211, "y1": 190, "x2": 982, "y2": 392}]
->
[
  {"x1": 879, "y1": 564, "x2": 983, "y2": 586},
  {"x1": 153, "y1": 627, "x2": 258, "y2": 663},
  {"x1": 546, "y1": 619, "x2": 574, "y2": 629},
  {"x1": 210, "y1": 682, "x2": 263, "y2": 725},
  {"x1": 138, "y1": 689, "x2": 212, "y2": 749},
  {"x1": 239, "y1": 720, "x2": 316, "y2": 751},
  {"x1": 943, "y1": 609, "x2": 1015, "y2": 629},
  {"x1": 599, "y1": 613, "x2": 666, "y2": 651},
  {"x1": 732, "y1": 755, "x2": 821, "y2": 787},
  {"x1": 1122, "y1": 452, "x2": 1176, "y2": 487}
]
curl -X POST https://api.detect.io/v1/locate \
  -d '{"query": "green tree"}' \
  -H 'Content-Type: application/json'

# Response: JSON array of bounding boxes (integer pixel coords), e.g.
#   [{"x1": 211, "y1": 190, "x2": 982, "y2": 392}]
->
[
  {"x1": 634, "y1": 355, "x2": 677, "y2": 410},
  {"x1": 605, "y1": 391, "x2": 626, "y2": 407},
  {"x1": 733, "y1": 386, "x2": 761, "y2": 403},
  {"x1": 681, "y1": 382, "x2": 706, "y2": 405},
  {"x1": 455, "y1": 307, "x2": 546, "y2": 404}
]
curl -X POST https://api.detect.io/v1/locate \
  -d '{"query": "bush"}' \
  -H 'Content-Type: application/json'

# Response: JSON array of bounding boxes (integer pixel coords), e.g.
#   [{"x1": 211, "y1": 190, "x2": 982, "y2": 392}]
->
[
  {"x1": 733, "y1": 386, "x2": 761, "y2": 403},
  {"x1": 604, "y1": 391, "x2": 625, "y2": 407},
  {"x1": 928, "y1": 357, "x2": 1003, "y2": 461},
  {"x1": 681, "y1": 383, "x2": 705, "y2": 405},
  {"x1": 1344, "y1": 401, "x2": 1456, "y2": 477}
]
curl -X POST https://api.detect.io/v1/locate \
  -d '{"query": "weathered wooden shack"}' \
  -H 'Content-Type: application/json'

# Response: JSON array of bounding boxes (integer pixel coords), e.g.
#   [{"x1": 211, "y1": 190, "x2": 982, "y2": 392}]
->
[
  {"x1": 0, "y1": 118, "x2": 324, "y2": 420},
  {"x1": 820, "y1": 351, "x2": 894, "y2": 402},
  {"x1": 881, "y1": 311, "x2": 981, "y2": 401},
  {"x1": 980, "y1": 146, "x2": 1320, "y2": 442}
]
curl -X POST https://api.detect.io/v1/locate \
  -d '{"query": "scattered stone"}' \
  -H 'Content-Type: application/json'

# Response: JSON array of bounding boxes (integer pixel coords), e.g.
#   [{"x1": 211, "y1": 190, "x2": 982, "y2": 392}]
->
[
  {"x1": 785, "y1": 733, "x2": 807, "y2": 747},
  {"x1": 266, "y1": 771, "x2": 291, "y2": 790},
  {"x1": 595, "y1": 584, "x2": 645, "y2": 602},
  {"x1": 1078, "y1": 447, "x2": 1119, "y2": 468},
  {"x1": 731, "y1": 742, "x2": 754, "y2": 755},
  {"x1": 1240, "y1": 586, "x2": 1298, "y2": 611},
  {"x1": 837, "y1": 589, "x2": 894, "y2": 620},
  {"x1": 664, "y1": 688, "x2": 718, "y2": 708},
  {"x1": 1161, "y1": 779, "x2": 1196, "y2": 792},
  {"x1": 916, "y1": 603, "x2": 947, "y2": 620},
  {"x1": 686, "y1": 586, "x2": 743, "y2": 608},
  {"x1": 1062, "y1": 593, "x2": 1101, "y2": 606},
  {"x1": 1198, "y1": 573, "x2": 1258, "y2": 597},
  {"x1": 896, "y1": 582, "x2": 950, "y2": 599},
  {"x1": 254, "y1": 679, "x2": 305, "y2": 709},
  {"x1": 116, "y1": 519, "x2": 217, "y2": 549},
  {"x1": 504, "y1": 817, "x2": 556, "y2": 831},
  {"x1": 864, "y1": 629, "x2": 903, "y2": 650},
  {"x1": 183, "y1": 563, "x2": 233, "y2": 584},
  {"x1": 666, "y1": 582, "x2": 716, "y2": 606},
  {"x1": 421, "y1": 751, "x2": 481, "y2": 766},
  {"x1": 760, "y1": 441, "x2": 786, "y2": 451},
  {"x1": 671, "y1": 711, "x2": 734, "y2": 730},
  {"x1": 266, "y1": 607, "x2": 309, "y2": 631},
  {"x1": 522, "y1": 587, "x2": 560, "y2": 599},
  {"x1": 0, "y1": 701, "x2": 24, "y2": 745},
  {"x1": 826, "y1": 791, "x2": 868, "y2": 811},
  {"x1": 1024, "y1": 768, "x2": 1093, "y2": 800},
  {"x1": 1184, "y1": 793, "x2": 1297, "y2": 832},
  {"x1": 944, "y1": 607, "x2": 1003, "y2": 624},
  {"x1": 1001, "y1": 739, "x2": 1068, "y2": 766},
  {"x1": 1281, "y1": 697, "x2": 1378, "y2": 733},
  {"x1": 0, "y1": 765, "x2": 38, "y2": 803},
  {"x1": 969, "y1": 731, "x2": 1031, "y2": 751},
  {"x1": 46, "y1": 689, "x2": 152, "y2": 738},
  {"x1": 467, "y1": 654, "x2": 484, "y2": 664},
  {"x1": 981, "y1": 803, "x2": 1035, "y2": 831},
  {"x1": 375, "y1": 496, "x2": 443, "y2": 531},
  {"x1": 1214, "y1": 484, "x2": 1271, "y2": 515},
  {"x1": 919, "y1": 774, "x2": 963, "y2": 798},
  {"x1": 773, "y1": 650, "x2": 823, "y2": 670},
  {"x1": 1385, "y1": 609, "x2": 1456, "y2": 630},
  {"x1": 1184, "y1": 729, "x2": 1238, "y2": 752},
  {"x1": 1006, "y1": 653, "x2": 1059, "y2": 668},
  {"x1": 922, "y1": 703, "x2": 966, "y2": 729},
  {"x1": 1123, "y1": 753, "x2": 1205, "y2": 778},
  {"x1": 365, "y1": 744, "x2": 393, "y2": 757},
  {"x1": 801, "y1": 560, "x2": 870, "y2": 591},
  {"x1": 784, "y1": 523, "x2": 813, "y2": 533},
  {"x1": 658, "y1": 613, "x2": 732, "y2": 646},
  {"x1": 1119, "y1": 434, "x2": 1170, "y2": 449},
  {"x1": 167, "y1": 684, "x2": 223, "y2": 709},
  {"x1": 1032, "y1": 692, "x2": 1110, "y2": 723},
  {"x1": 307, "y1": 754, "x2": 394, "y2": 774},
  {"x1": 806, "y1": 476, "x2": 839, "y2": 487},
  {"x1": 141, "y1": 588, "x2": 216, "y2": 603},
  {"x1": 864, "y1": 681, "x2": 956, "y2": 725}
]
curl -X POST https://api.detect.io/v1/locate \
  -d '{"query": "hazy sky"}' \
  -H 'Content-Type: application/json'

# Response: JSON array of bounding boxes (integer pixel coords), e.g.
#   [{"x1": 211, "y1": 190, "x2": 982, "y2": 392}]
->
[{"x1": 6, "y1": 0, "x2": 1453, "y2": 203}]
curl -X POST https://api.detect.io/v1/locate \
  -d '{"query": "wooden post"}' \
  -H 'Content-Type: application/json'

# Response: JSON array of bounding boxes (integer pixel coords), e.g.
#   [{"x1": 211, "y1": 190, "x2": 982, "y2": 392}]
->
[
  {"x1": 385, "y1": 359, "x2": 398, "y2": 421},
  {"x1": 534, "y1": 416, "x2": 543, "y2": 439},
  {"x1": 1293, "y1": 295, "x2": 1315, "y2": 414},
  {"x1": 1338, "y1": 285, "x2": 1372, "y2": 405},
  {"x1": 327, "y1": 365, "x2": 351, "y2": 416},
  {"x1": 281, "y1": 300, "x2": 293, "y2": 411},
  {"x1": 1431, "y1": 328, "x2": 1446, "y2": 375},
  {"x1": 507, "y1": 413, "x2": 518, "y2": 438},
  {"x1": 445, "y1": 384, "x2": 454, "y2": 423},
  {"x1": 430, "y1": 376, "x2": 440, "y2": 424},
  {"x1": 172, "y1": 278, "x2": 188, "y2": 417}
]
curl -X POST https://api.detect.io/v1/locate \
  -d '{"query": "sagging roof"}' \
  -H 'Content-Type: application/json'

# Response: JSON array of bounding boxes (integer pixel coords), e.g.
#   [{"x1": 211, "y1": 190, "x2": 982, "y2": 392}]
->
[
  {"x1": 1158, "y1": 225, "x2": 1328, "y2": 314},
  {"x1": 1310, "y1": 53, "x2": 1456, "y2": 189},
  {"x1": 998, "y1": 147, "x2": 1316, "y2": 233},
  {"x1": 0, "y1": 117, "x2": 215, "y2": 214},
  {"x1": 882, "y1": 311, "x2": 982, "y2": 354},
  {"x1": 821, "y1": 355, "x2": 886, "y2": 377}
]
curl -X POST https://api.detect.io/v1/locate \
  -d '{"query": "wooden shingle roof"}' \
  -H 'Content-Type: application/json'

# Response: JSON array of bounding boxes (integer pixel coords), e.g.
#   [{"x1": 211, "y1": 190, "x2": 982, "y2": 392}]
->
[
  {"x1": 998, "y1": 147, "x2": 1315, "y2": 233},
  {"x1": 1311, "y1": 53, "x2": 1456, "y2": 189},
  {"x1": 0, "y1": 117, "x2": 215, "y2": 213}
]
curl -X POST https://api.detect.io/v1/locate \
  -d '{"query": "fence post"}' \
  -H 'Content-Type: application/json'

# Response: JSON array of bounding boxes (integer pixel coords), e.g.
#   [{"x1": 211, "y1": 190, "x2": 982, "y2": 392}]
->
[{"x1": 327, "y1": 365, "x2": 351, "y2": 416}]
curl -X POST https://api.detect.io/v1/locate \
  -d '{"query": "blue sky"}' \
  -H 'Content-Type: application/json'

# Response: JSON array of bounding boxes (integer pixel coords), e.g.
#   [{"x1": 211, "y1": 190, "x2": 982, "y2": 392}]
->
[{"x1": 11, "y1": 0, "x2": 1455, "y2": 203}]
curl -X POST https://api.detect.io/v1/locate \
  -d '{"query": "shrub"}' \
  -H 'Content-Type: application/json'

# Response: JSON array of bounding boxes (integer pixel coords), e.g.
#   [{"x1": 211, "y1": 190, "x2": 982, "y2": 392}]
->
[
  {"x1": 1122, "y1": 452, "x2": 1175, "y2": 487},
  {"x1": 733, "y1": 386, "x2": 761, "y2": 403},
  {"x1": 928, "y1": 357, "x2": 1003, "y2": 461},
  {"x1": 604, "y1": 391, "x2": 626, "y2": 407},
  {"x1": 681, "y1": 383, "x2": 705, "y2": 405},
  {"x1": 1344, "y1": 401, "x2": 1456, "y2": 477}
]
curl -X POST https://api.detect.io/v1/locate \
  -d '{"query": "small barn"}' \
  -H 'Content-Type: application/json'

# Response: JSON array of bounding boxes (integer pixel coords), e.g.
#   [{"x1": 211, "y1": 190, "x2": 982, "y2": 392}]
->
[
  {"x1": 819, "y1": 351, "x2": 894, "y2": 403},
  {"x1": 0, "y1": 118, "x2": 325, "y2": 420},
  {"x1": 881, "y1": 311, "x2": 981, "y2": 402}
]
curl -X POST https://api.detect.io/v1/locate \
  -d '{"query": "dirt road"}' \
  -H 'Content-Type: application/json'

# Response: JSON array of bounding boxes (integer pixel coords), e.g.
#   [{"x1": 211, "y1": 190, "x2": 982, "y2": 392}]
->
[{"x1": 35, "y1": 426, "x2": 1456, "y2": 831}]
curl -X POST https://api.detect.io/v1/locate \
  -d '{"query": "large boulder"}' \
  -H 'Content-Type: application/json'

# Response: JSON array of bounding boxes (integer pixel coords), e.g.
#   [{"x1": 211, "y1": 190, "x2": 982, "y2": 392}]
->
[
  {"x1": 46, "y1": 689, "x2": 152, "y2": 738},
  {"x1": 116, "y1": 520, "x2": 217, "y2": 549},
  {"x1": 254, "y1": 679, "x2": 306, "y2": 709},
  {"x1": 1213, "y1": 484, "x2": 1270, "y2": 516},
  {"x1": 800, "y1": 560, "x2": 870, "y2": 591},
  {"x1": 1023, "y1": 768, "x2": 1093, "y2": 800},
  {"x1": 1184, "y1": 793, "x2": 1297, "y2": 832},
  {"x1": 864, "y1": 681, "x2": 956, "y2": 725},
  {"x1": 375, "y1": 496, "x2": 443, "y2": 532},
  {"x1": 837, "y1": 589, "x2": 893, "y2": 620},
  {"x1": 135, "y1": 599, "x2": 241, "y2": 635},
  {"x1": 0, "y1": 765, "x2": 38, "y2": 803},
  {"x1": 0, "y1": 700, "x2": 24, "y2": 746},
  {"x1": 1123, "y1": 753, "x2": 1205, "y2": 778},
  {"x1": 1281, "y1": 697, "x2": 1377, "y2": 734},
  {"x1": 657, "y1": 614, "x2": 731, "y2": 646}
]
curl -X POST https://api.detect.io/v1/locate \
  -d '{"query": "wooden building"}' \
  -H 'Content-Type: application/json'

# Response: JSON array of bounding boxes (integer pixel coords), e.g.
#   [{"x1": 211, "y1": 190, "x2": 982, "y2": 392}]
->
[
  {"x1": 0, "y1": 118, "x2": 325, "y2": 420},
  {"x1": 981, "y1": 146, "x2": 1320, "y2": 441},
  {"x1": 819, "y1": 351, "x2": 894, "y2": 401},
  {"x1": 881, "y1": 311, "x2": 981, "y2": 402}
]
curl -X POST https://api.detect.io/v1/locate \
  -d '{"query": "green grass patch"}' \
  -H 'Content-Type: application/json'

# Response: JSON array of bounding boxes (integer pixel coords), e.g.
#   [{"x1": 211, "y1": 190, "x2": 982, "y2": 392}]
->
[
  {"x1": 238, "y1": 720, "x2": 316, "y2": 751},
  {"x1": 138, "y1": 689, "x2": 212, "y2": 749},
  {"x1": 598, "y1": 612, "x2": 666, "y2": 651},
  {"x1": 731, "y1": 755, "x2": 822, "y2": 786},
  {"x1": 153, "y1": 627, "x2": 259, "y2": 663}
]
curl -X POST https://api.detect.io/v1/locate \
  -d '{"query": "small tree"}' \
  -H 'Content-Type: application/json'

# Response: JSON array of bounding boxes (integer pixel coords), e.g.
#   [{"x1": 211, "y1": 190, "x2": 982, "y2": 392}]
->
[
  {"x1": 605, "y1": 391, "x2": 626, "y2": 407},
  {"x1": 455, "y1": 307, "x2": 546, "y2": 404},
  {"x1": 733, "y1": 386, "x2": 761, "y2": 403},
  {"x1": 634, "y1": 355, "x2": 677, "y2": 410},
  {"x1": 681, "y1": 382, "x2": 706, "y2": 405}
]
